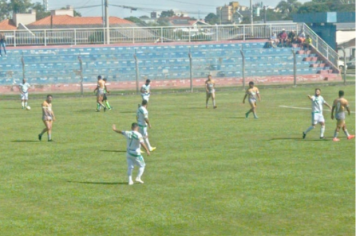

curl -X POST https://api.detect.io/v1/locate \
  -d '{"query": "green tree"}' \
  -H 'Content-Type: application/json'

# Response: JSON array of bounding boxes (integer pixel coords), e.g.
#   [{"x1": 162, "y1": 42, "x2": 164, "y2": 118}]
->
[
  {"x1": 160, "y1": 10, "x2": 175, "y2": 18},
  {"x1": 124, "y1": 17, "x2": 147, "y2": 26},
  {"x1": 32, "y1": 2, "x2": 50, "y2": 20},
  {"x1": 0, "y1": 0, "x2": 9, "y2": 20},
  {"x1": 204, "y1": 13, "x2": 219, "y2": 25},
  {"x1": 9, "y1": 0, "x2": 32, "y2": 14},
  {"x1": 297, "y1": 2, "x2": 330, "y2": 13},
  {"x1": 276, "y1": 0, "x2": 302, "y2": 19}
]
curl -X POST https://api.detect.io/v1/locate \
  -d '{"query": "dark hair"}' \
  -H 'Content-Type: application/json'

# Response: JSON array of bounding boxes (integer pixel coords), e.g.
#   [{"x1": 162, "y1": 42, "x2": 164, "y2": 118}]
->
[
  {"x1": 146, "y1": 79, "x2": 151, "y2": 83},
  {"x1": 98, "y1": 75, "x2": 102, "y2": 80},
  {"x1": 339, "y1": 90, "x2": 344, "y2": 97},
  {"x1": 131, "y1": 123, "x2": 139, "y2": 129},
  {"x1": 249, "y1": 81, "x2": 254, "y2": 85},
  {"x1": 47, "y1": 94, "x2": 52, "y2": 98},
  {"x1": 315, "y1": 88, "x2": 321, "y2": 92},
  {"x1": 142, "y1": 100, "x2": 148, "y2": 106}
]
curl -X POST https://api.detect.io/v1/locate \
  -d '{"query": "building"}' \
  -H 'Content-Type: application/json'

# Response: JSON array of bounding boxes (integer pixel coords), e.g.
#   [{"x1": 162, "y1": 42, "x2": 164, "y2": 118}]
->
[
  {"x1": 51, "y1": 5, "x2": 74, "y2": 17},
  {"x1": 0, "y1": 19, "x2": 17, "y2": 30},
  {"x1": 151, "y1": 11, "x2": 161, "y2": 19},
  {"x1": 216, "y1": 2, "x2": 245, "y2": 24},
  {"x1": 13, "y1": 10, "x2": 37, "y2": 27}
]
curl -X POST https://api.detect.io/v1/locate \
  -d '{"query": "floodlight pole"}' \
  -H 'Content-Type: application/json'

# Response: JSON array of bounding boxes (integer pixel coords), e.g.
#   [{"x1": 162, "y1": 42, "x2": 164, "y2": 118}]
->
[
  {"x1": 341, "y1": 47, "x2": 346, "y2": 84},
  {"x1": 105, "y1": 0, "x2": 110, "y2": 44},
  {"x1": 250, "y1": 0, "x2": 254, "y2": 36}
]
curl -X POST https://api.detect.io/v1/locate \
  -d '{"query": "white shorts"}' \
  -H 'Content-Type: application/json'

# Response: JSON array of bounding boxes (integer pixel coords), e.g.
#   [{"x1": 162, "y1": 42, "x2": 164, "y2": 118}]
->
[
  {"x1": 139, "y1": 126, "x2": 148, "y2": 137},
  {"x1": 311, "y1": 112, "x2": 325, "y2": 125},
  {"x1": 335, "y1": 112, "x2": 345, "y2": 121},
  {"x1": 141, "y1": 94, "x2": 150, "y2": 102},
  {"x1": 43, "y1": 115, "x2": 53, "y2": 121},
  {"x1": 126, "y1": 154, "x2": 146, "y2": 168},
  {"x1": 21, "y1": 92, "x2": 28, "y2": 100},
  {"x1": 249, "y1": 98, "x2": 257, "y2": 104},
  {"x1": 97, "y1": 88, "x2": 104, "y2": 96}
]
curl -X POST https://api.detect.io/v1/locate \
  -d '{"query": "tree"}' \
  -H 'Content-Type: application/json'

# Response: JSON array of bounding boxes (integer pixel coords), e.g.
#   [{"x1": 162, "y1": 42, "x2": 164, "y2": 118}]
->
[
  {"x1": 297, "y1": 2, "x2": 330, "y2": 13},
  {"x1": 160, "y1": 10, "x2": 175, "y2": 18},
  {"x1": 9, "y1": 0, "x2": 32, "y2": 14},
  {"x1": 124, "y1": 17, "x2": 147, "y2": 26},
  {"x1": 32, "y1": 2, "x2": 50, "y2": 20},
  {"x1": 0, "y1": 0, "x2": 9, "y2": 20},
  {"x1": 204, "y1": 13, "x2": 219, "y2": 25},
  {"x1": 276, "y1": 0, "x2": 302, "y2": 19}
]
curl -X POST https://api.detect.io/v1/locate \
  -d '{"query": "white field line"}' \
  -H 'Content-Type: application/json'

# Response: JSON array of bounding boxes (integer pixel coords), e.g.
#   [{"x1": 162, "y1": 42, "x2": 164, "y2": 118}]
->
[{"x1": 279, "y1": 105, "x2": 356, "y2": 114}]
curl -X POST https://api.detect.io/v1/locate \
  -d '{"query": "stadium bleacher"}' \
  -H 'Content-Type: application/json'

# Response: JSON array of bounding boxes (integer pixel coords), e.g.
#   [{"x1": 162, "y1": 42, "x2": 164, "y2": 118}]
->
[{"x1": 0, "y1": 42, "x2": 336, "y2": 86}]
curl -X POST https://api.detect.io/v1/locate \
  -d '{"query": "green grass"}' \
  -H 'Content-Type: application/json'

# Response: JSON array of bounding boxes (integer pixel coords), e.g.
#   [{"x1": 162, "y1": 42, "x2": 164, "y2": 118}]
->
[{"x1": 0, "y1": 85, "x2": 354, "y2": 236}]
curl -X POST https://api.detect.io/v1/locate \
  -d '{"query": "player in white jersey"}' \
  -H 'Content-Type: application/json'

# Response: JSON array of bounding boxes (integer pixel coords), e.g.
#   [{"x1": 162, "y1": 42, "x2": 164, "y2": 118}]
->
[
  {"x1": 18, "y1": 79, "x2": 30, "y2": 109},
  {"x1": 205, "y1": 75, "x2": 217, "y2": 109},
  {"x1": 136, "y1": 100, "x2": 156, "y2": 152},
  {"x1": 112, "y1": 123, "x2": 150, "y2": 185},
  {"x1": 140, "y1": 79, "x2": 151, "y2": 103},
  {"x1": 303, "y1": 88, "x2": 331, "y2": 139}
]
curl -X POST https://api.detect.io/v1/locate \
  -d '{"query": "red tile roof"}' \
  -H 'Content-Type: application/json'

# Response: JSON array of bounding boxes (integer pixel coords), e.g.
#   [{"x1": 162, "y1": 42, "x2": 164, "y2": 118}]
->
[
  {"x1": 0, "y1": 19, "x2": 17, "y2": 30},
  {"x1": 29, "y1": 15, "x2": 134, "y2": 26}
]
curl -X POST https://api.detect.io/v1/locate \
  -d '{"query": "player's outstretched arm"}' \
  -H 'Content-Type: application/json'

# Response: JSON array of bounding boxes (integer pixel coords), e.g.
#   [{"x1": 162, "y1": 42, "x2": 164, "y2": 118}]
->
[
  {"x1": 307, "y1": 95, "x2": 313, "y2": 100},
  {"x1": 140, "y1": 141, "x2": 150, "y2": 156},
  {"x1": 112, "y1": 124, "x2": 123, "y2": 134},
  {"x1": 324, "y1": 102, "x2": 332, "y2": 110}
]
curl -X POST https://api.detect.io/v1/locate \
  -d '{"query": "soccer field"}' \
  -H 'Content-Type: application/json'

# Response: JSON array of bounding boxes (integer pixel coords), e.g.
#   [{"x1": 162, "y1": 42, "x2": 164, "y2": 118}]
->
[{"x1": 0, "y1": 85, "x2": 354, "y2": 236}]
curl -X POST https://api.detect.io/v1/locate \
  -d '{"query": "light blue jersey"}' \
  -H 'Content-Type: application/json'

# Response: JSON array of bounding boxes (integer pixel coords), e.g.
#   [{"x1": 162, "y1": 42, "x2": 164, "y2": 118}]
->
[{"x1": 19, "y1": 82, "x2": 30, "y2": 93}]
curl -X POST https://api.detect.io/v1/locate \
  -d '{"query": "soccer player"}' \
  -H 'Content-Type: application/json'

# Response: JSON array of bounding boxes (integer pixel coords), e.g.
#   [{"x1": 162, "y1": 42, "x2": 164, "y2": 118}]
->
[
  {"x1": 137, "y1": 100, "x2": 156, "y2": 152},
  {"x1": 140, "y1": 79, "x2": 151, "y2": 103},
  {"x1": 102, "y1": 78, "x2": 112, "y2": 110},
  {"x1": 93, "y1": 75, "x2": 107, "y2": 112},
  {"x1": 243, "y1": 81, "x2": 261, "y2": 119},
  {"x1": 302, "y1": 88, "x2": 331, "y2": 139},
  {"x1": 112, "y1": 123, "x2": 150, "y2": 185},
  {"x1": 205, "y1": 75, "x2": 217, "y2": 109},
  {"x1": 18, "y1": 78, "x2": 30, "y2": 109},
  {"x1": 38, "y1": 95, "x2": 55, "y2": 142},
  {"x1": 331, "y1": 90, "x2": 355, "y2": 142}
]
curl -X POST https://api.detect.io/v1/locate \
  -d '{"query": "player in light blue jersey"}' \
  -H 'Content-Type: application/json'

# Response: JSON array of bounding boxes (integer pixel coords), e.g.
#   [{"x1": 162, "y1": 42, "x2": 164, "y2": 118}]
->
[
  {"x1": 140, "y1": 79, "x2": 151, "y2": 104},
  {"x1": 113, "y1": 123, "x2": 150, "y2": 185},
  {"x1": 136, "y1": 100, "x2": 156, "y2": 152},
  {"x1": 18, "y1": 79, "x2": 31, "y2": 109},
  {"x1": 303, "y1": 88, "x2": 331, "y2": 139}
]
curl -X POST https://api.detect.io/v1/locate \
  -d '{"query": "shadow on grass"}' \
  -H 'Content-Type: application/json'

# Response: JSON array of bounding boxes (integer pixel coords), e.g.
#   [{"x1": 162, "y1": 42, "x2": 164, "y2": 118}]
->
[
  {"x1": 119, "y1": 111, "x2": 135, "y2": 114},
  {"x1": 11, "y1": 140, "x2": 39, "y2": 143},
  {"x1": 227, "y1": 117, "x2": 247, "y2": 119},
  {"x1": 270, "y1": 138, "x2": 329, "y2": 141},
  {"x1": 100, "y1": 150, "x2": 126, "y2": 153},
  {"x1": 75, "y1": 109, "x2": 100, "y2": 113},
  {"x1": 67, "y1": 180, "x2": 127, "y2": 185}
]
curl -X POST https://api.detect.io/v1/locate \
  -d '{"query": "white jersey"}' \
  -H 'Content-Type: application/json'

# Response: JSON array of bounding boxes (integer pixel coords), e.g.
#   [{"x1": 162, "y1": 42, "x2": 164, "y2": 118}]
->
[
  {"x1": 19, "y1": 82, "x2": 30, "y2": 93},
  {"x1": 123, "y1": 131, "x2": 143, "y2": 157},
  {"x1": 141, "y1": 84, "x2": 150, "y2": 96},
  {"x1": 311, "y1": 95, "x2": 326, "y2": 113},
  {"x1": 137, "y1": 106, "x2": 148, "y2": 127}
]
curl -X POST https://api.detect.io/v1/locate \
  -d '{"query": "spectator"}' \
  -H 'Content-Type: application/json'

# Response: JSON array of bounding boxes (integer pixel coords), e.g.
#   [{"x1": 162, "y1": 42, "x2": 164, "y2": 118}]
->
[
  {"x1": 303, "y1": 35, "x2": 312, "y2": 50},
  {"x1": 287, "y1": 30, "x2": 297, "y2": 46},
  {"x1": 278, "y1": 29, "x2": 288, "y2": 46},
  {"x1": 297, "y1": 30, "x2": 306, "y2": 44},
  {"x1": 269, "y1": 33, "x2": 279, "y2": 48},
  {"x1": 0, "y1": 33, "x2": 6, "y2": 57}
]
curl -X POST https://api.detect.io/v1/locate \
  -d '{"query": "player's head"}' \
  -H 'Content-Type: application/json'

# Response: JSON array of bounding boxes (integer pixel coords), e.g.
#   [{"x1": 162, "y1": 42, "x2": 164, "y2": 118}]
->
[
  {"x1": 131, "y1": 122, "x2": 139, "y2": 131},
  {"x1": 339, "y1": 90, "x2": 344, "y2": 97},
  {"x1": 46, "y1": 94, "x2": 53, "y2": 103},
  {"x1": 249, "y1": 81, "x2": 254, "y2": 88},
  {"x1": 23, "y1": 78, "x2": 26, "y2": 83},
  {"x1": 315, "y1": 88, "x2": 321, "y2": 96},
  {"x1": 97, "y1": 75, "x2": 102, "y2": 80},
  {"x1": 142, "y1": 99, "x2": 148, "y2": 107},
  {"x1": 145, "y1": 79, "x2": 150, "y2": 85},
  {"x1": 208, "y1": 75, "x2": 212, "y2": 80}
]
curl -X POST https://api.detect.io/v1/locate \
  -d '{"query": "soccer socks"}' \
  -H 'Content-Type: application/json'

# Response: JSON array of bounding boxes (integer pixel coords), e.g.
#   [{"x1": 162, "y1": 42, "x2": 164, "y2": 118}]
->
[
  {"x1": 213, "y1": 99, "x2": 216, "y2": 107},
  {"x1": 253, "y1": 112, "x2": 258, "y2": 119},
  {"x1": 343, "y1": 129, "x2": 350, "y2": 137},
  {"x1": 96, "y1": 103, "x2": 101, "y2": 111},
  {"x1": 144, "y1": 138, "x2": 153, "y2": 151},
  {"x1": 25, "y1": 101, "x2": 28, "y2": 107},
  {"x1": 334, "y1": 131, "x2": 339, "y2": 138},
  {"x1": 320, "y1": 126, "x2": 325, "y2": 137},
  {"x1": 48, "y1": 134, "x2": 52, "y2": 141},
  {"x1": 21, "y1": 101, "x2": 25, "y2": 108},
  {"x1": 304, "y1": 126, "x2": 314, "y2": 134},
  {"x1": 137, "y1": 167, "x2": 145, "y2": 180},
  {"x1": 105, "y1": 101, "x2": 111, "y2": 109}
]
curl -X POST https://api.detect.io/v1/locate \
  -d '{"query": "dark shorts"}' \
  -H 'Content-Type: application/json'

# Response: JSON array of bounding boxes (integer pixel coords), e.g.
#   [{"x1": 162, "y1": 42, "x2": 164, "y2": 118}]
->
[{"x1": 103, "y1": 94, "x2": 108, "y2": 101}]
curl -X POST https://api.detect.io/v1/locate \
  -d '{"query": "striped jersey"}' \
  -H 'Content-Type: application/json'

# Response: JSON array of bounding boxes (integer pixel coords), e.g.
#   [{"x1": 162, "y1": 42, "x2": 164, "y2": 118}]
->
[
  {"x1": 124, "y1": 131, "x2": 143, "y2": 157},
  {"x1": 137, "y1": 106, "x2": 148, "y2": 127},
  {"x1": 311, "y1": 95, "x2": 326, "y2": 113}
]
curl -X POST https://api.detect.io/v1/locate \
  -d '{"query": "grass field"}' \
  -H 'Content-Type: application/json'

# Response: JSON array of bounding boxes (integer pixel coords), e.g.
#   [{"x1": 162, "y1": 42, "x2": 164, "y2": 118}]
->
[{"x1": 0, "y1": 85, "x2": 354, "y2": 236}]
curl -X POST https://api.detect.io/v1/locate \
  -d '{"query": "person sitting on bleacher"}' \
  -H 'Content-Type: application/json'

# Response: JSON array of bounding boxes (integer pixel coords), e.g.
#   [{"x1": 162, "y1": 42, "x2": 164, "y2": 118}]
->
[
  {"x1": 278, "y1": 29, "x2": 288, "y2": 46},
  {"x1": 303, "y1": 35, "x2": 312, "y2": 50},
  {"x1": 269, "y1": 33, "x2": 279, "y2": 48},
  {"x1": 297, "y1": 30, "x2": 306, "y2": 44},
  {"x1": 287, "y1": 30, "x2": 297, "y2": 46}
]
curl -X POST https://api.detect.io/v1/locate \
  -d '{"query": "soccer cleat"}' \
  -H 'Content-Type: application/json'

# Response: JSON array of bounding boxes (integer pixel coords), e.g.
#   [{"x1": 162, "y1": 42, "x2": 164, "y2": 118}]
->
[
  {"x1": 135, "y1": 178, "x2": 144, "y2": 184},
  {"x1": 245, "y1": 112, "x2": 249, "y2": 118},
  {"x1": 150, "y1": 147, "x2": 156, "y2": 152},
  {"x1": 320, "y1": 136, "x2": 324, "y2": 139},
  {"x1": 128, "y1": 181, "x2": 134, "y2": 185},
  {"x1": 48, "y1": 139, "x2": 53, "y2": 142},
  {"x1": 333, "y1": 138, "x2": 340, "y2": 142},
  {"x1": 96, "y1": 110, "x2": 100, "y2": 112},
  {"x1": 302, "y1": 132, "x2": 306, "y2": 139},
  {"x1": 254, "y1": 116, "x2": 258, "y2": 119},
  {"x1": 104, "y1": 107, "x2": 107, "y2": 112},
  {"x1": 347, "y1": 135, "x2": 355, "y2": 140},
  {"x1": 38, "y1": 134, "x2": 42, "y2": 141},
  {"x1": 213, "y1": 106, "x2": 217, "y2": 109}
]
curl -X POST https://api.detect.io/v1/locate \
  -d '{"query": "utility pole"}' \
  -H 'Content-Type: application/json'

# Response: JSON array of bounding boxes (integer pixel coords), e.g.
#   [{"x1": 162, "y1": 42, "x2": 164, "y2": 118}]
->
[
  {"x1": 250, "y1": 0, "x2": 253, "y2": 35},
  {"x1": 105, "y1": 0, "x2": 110, "y2": 44}
]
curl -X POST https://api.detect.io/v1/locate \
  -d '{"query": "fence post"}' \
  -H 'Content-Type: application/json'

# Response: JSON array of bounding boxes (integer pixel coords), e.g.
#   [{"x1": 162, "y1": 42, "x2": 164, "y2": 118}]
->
[
  {"x1": 188, "y1": 28, "x2": 191, "y2": 43},
  {"x1": 133, "y1": 28, "x2": 135, "y2": 44},
  {"x1": 78, "y1": 56, "x2": 84, "y2": 96},
  {"x1": 134, "y1": 50, "x2": 140, "y2": 94},
  {"x1": 44, "y1": 30, "x2": 47, "y2": 46},
  {"x1": 160, "y1": 27, "x2": 163, "y2": 43},
  {"x1": 216, "y1": 25, "x2": 219, "y2": 41},
  {"x1": 240, "y1": 50, "x2": 245, "y2": 90},
  {"x1": 74, "y1": 29, "x2": 77, "y2": 45},
  {"x1": 292, "y1": 49, "x2": 297, "y2": 86},
  {"x1": 21, "y1": 56, "x2": 25, "y2": 79},
  {"x1": 243, "y1": 25, "x2": 245, "y2": 41},
  {"x1": 14, "y1": 31, "x2": 16, "y2": 47},
  {"x1": 188, "y1": 49, "x2": 193, "y2": 93}
]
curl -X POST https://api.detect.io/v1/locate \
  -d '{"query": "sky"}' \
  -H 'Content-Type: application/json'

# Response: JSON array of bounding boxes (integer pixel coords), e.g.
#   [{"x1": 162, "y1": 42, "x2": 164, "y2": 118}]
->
[{"x1": 33, "y1": 0, "x2": 311, "y2": 19}]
